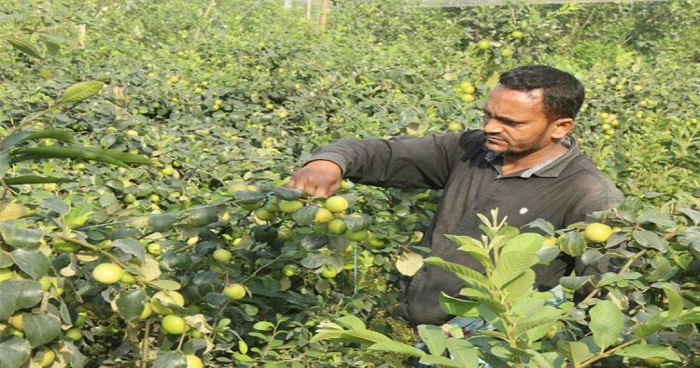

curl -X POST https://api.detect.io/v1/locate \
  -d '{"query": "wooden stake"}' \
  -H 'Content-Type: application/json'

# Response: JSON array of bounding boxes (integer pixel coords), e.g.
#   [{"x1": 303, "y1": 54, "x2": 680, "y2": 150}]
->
[{"x1": 319, "y1": 0, "x2": 329, "y2": 31}]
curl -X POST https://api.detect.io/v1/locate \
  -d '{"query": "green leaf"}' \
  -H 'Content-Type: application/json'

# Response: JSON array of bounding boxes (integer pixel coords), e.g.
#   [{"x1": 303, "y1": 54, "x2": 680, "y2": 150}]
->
[
  {"x1": 148, "y1": 279, "x2": 181, "y2": 291},
  {"x1": 311, "y1": 329, "x2": 391, "y2": 345},
  {"x1": 0, "y1": 14, "x2": 23, "y2": 23},
  {"x1": 502, "y1": 233, "x2": 546, "y2": 255},
  {"x1": 581, "y1": 249, "x2": 603, "y2": 266},
  {"x1": 525, "y1": 218, "x2": 555, "y2": 235},
  {"x1": 272, "y1": 186, "x2": 302, "y2": 200},
  {"x1": 309, "y1": 329, "x2": 347, "y2": 343},
  {"x1": 148, "y1": 213, "x2": 178, "y2": 232},
  {"x1": 632, "y1": 230, "x2": 669, "y2": 251},
  {"x1": 559, "y1": 275, "x2": 592, "y2": 291},
  {"x1": 0, "y1": 280, "x2": 43, "y2": 320},
  {"x1": 233, "y1": 190, "x2": 266, "y2": 204},
  {"x1": 511, "y1": 316, "x2": 558, "y2": 340},
  {"x1": 0, "y1": 150, "x2": 9, "y2": 177},
  {"x1": 64, "y1": 202, "x2": 94, "y2": 228},
  {"x1": 0, "y1": 335, "x2": 31, "y2": 368},
  {"x1": 291, "y1": 205, "x2": 317, "y2": 226},
  {"x1": 663, "y1": 286, "x2": 684, "y2": 320},
  {"x1": 0, "y1": 223, "x2": 44, "y2": 249},
  {"x1": 439, "y1": 293, "x2": 481, "y2": 318},
  {"x1": 589, "y1": 300, "x2": 624, "y2": 351},
  {"x1": 62, "y1": 341, "x2": 87, "y2": 368},
  {"x1": 445, "y1": 338, "x2": 479, "y2": 367},
  {"x1": 445, "y1": 234, "x2": 490, "y2": 266},
  {"x1": 678, "y1": 226, "x2": 700, "y2": 251},
  {"x1": 527, "y1": 350, "x2": 568, "y2": 368},
  {"x1": 424, "y1": 257, "x2": 490, "y2": 288},
  {"x1": 679, "y1": 208, "x2": 700, "y2": 226},
  {"x1": 93, "y1": 148, "x2": 153, "y2": 165},
  {"x1": 678, "y1": 308, "x2": 700, "y2": 324},
  {"x1": 11, "y1": 146, "x2": 127, "y2": 167},
  {"x1": 300, "y1": 234, "x2": 329, "y2": 251},
  {"x1": 116, "y1": 289, "x2": 147, "y2": 321},
  {"x1": 335, "y1": 315, "x2": 366, "y2": 330},
  {"x1": 183, "y1": 205, "x2": 221, "y2": 227},
  {"x1": 344, "y1": 214, "x2": 371, "y2": 231},
  {"x1": 614, "y1": 343, "x2": 682, "y2": 362},
  {"x1": 417, "y1": 355, "x2": 464, "y2": 368},
  {"x1": 253, "y1": 321, "x2": 275, "y2": 331},
  {"x1": 41, "y1": 197, "x2": 70, "y2": 215},
  {"x1": 557, "y1": 340, "x2": 595, "y2": 366},
  {"x1": 368, "y1": 341, "x2": 426, "y2": 357},
  {"x1": 10, "y1": 249, "x2": 50, "y2": 279},
  {"x1": 491, "y1": 251, "x2": 538, "y2": 289},
  {"x1": 597, "y1": 271, "x2": 642, "y2": 287},
  {"x1": 0, "y1": 175, "x2": 73, "y2": 185},
  {"x1": 559, "y1": 231, "x2": 586, "y2": 257},
  {"x1": 5, "y1": 37, "x2": 42, "y2": 59},
  {"x1": 634, "y1": 314, "x2": 664, "y2": 338},
  {"x1": 0, "y1": 252, "x2": 12, "y2": 268},
  {"x1": 338, "y1": 330, "x2": 392, "y2": 344},
  {"x1": 113, "y1": 238, "x2": 146, "y2": 264},
  {"x1": 536, "y1": 244, "x2": 560, "y2": 264},
  {"x1": 57, "y1": 81, "x2": 104, "y2": 104},
  {"x1": 638, "y1": 208, "x2": 677, "y2": 227},
  {"x1": 503, "y1": 269, "x2": 535, "y2": 302},
  {"x1": 24, "y1": 312, "x2": 62, "y2": 348},
  {"x1": 0, "y1": 129, "x2": 74, "y2": 151},
  {"x1": 417, "y1": 325, "x2": 447, "y2": 356},
  {"x1": 153, "y1": 351, "x2": 187, "y2": 368}
]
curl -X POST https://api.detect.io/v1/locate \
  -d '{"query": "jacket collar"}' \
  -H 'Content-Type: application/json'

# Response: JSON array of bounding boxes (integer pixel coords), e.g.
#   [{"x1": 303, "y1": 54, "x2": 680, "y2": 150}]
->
[{"x1": 484, "y1": 135, "x2": 581, "y2": 178}]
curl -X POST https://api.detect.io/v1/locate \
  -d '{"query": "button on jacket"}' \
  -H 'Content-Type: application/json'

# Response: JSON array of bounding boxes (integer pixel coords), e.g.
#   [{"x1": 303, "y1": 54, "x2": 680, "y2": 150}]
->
[{"x1": 306, "y1": 129, "x2": 624, "y2": 326}]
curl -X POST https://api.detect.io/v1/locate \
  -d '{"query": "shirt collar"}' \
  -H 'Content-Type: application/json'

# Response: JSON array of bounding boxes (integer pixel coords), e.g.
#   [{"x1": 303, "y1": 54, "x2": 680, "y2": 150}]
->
[{"x1": 484, "y1": 136, "x2": 581, "y2": 178}]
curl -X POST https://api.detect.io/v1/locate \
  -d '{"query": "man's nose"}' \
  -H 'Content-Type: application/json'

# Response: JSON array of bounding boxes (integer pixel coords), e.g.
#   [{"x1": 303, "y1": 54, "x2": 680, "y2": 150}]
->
[{"x1": 483, "y1": 118, "x2": 502, "y2": 133}]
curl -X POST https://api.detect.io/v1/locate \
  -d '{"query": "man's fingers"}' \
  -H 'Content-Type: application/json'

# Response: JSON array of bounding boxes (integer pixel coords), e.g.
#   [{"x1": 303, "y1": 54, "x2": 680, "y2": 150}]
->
[{"x1": 285, "y1": 178, "x2": 329, "y2": 198}]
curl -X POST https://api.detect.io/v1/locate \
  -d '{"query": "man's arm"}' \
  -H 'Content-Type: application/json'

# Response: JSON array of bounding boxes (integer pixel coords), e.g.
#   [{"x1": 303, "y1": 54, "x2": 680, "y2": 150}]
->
[{"x1": 287, "y1": 132, "x2": 469, "y2": 197}]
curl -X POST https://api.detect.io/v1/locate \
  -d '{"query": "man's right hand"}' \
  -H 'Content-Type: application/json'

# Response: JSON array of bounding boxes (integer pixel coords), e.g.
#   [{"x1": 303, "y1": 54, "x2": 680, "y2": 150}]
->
[{"x1": 286, "y1": 160, "x2": 343, "y2": 198}]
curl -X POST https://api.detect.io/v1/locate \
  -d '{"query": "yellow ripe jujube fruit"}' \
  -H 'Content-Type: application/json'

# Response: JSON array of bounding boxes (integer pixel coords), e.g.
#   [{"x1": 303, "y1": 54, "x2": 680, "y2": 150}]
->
[
  {"x1": 324, "y1": 196, "x2": 349, "y2": 213},
  {"x1": 223, "y1": 283, "x2": 247, "y2": 300},
  {"x1": 161, "y1": 314, "x2": 187, "y2": 334},
  {"x1": 92, "y1": 263, "x2": 124, "y2": 284},
  {"x1": 314, "y1": 207, "x2": 334, "y2": 223},
  {"x1": 212, "y1": 248, "x2": 233, "y2": 263},
  {"x1": 36, "y1": 347, "x2": 56, "y2": 367},
  {"x1": 327, "y1": 219, "x2": 347, "y2": 234},
  {"x1": 278, "y1": 200, "x2": 304, "y2": 213},
  {"x1": 186, "y1": 355, "x2": 204, "y2": 368},
  {"x1": 584, "y1": 223, "x2": 613, "y2": 243},
  {"x1": 320, "y1": 265, "x2": 338, "y2": 279}
]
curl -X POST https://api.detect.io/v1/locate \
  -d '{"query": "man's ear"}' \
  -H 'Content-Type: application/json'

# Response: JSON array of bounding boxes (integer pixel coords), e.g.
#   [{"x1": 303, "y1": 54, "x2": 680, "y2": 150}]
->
[{"x1": 550, "y1": 118, "x2": 574, "y2": 139}]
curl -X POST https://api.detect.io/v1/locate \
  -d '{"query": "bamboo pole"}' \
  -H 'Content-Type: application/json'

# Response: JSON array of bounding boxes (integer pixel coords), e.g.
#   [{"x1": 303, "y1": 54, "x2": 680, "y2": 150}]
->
[
  {"x1": 319, "y1": 0, "x2": 329, "y2": 31},
  {"x1": 193, "y1": 0, "x2": 217, "y2": 44}
]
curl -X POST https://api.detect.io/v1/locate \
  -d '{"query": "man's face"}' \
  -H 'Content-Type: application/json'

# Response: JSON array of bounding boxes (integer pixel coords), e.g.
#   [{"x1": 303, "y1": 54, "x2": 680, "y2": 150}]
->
[{"x1": 482, "y1": 85, "x2": 558, "y2": 157}]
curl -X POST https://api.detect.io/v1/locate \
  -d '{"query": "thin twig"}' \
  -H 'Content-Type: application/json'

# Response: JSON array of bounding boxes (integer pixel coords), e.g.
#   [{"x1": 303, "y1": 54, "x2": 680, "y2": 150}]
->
[{"x1": 193, "y1": 0, "x2": 217, "y2": 44}]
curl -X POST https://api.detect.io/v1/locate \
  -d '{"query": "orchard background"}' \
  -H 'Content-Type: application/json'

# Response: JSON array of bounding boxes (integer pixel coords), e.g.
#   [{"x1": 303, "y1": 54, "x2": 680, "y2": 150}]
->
[{"x1": 0, "y1": 0, "x2": 698, "y2": 367}]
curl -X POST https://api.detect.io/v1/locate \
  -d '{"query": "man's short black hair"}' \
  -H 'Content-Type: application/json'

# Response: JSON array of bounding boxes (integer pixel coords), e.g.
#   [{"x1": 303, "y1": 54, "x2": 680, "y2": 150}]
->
[{"x1": 499, "y1": 65, "x2": 585, "y2": 120}]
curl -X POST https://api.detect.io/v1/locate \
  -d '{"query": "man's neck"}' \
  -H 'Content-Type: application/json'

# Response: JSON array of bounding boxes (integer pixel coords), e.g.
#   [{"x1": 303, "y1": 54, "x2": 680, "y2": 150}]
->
[{"x1": 501, "y1": 143, "x2": 569, "y2": 176}]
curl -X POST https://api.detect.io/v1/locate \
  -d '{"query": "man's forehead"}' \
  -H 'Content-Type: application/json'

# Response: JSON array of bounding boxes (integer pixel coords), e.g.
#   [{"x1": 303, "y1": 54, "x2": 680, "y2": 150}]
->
[{"x1": 493, "y1": 84, "x2": 543, "y2": 100}]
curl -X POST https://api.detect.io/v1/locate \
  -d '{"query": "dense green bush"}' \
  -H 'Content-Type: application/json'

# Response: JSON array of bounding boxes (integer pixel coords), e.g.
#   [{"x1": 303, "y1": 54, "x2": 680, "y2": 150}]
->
[{"x1": 0, "y1": 0, "x2": 697, "y2": 367}]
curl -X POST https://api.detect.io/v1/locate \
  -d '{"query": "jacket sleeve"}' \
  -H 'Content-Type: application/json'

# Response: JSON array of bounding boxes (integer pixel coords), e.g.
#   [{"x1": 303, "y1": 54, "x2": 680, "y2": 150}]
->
[{"x1": 305, "y1": 131, "x2": 475, "y2": 190}]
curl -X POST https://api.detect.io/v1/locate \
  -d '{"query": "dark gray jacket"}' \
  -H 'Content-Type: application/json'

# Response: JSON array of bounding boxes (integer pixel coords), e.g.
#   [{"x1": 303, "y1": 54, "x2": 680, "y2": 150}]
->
[{"x1": 308, "y1": 130, "x2": 624, "y2": 325}]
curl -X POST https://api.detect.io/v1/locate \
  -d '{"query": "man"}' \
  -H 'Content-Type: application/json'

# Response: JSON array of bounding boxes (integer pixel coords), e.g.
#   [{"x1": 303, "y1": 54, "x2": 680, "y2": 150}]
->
[{"x1": 286, "y1": 65, "x2": 624, "y2": 326}]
